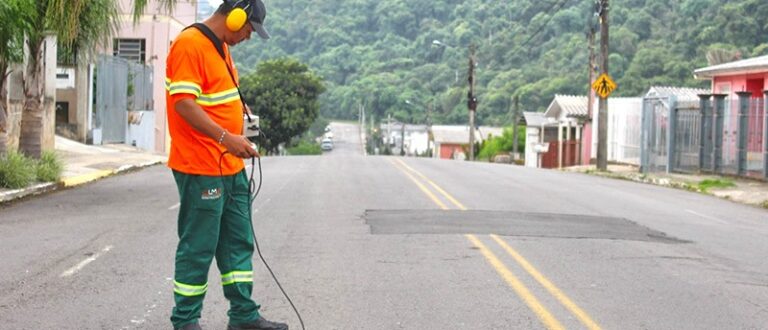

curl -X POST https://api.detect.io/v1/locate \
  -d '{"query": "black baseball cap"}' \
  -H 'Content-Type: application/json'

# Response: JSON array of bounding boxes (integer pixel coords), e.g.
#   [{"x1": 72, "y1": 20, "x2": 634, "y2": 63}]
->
[{"x1": 228, "y1": 0, "x2": 270, "y2": 39}]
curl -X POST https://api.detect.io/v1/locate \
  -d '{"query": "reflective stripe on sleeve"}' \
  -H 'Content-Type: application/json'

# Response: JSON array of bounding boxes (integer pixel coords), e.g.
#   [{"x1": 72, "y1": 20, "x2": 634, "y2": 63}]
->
[
  {"x1": 221, "y1": 271, "x2": 253, "y2": 286},
  {"x1": 196, "y1": 87, "x2": 240, "y2": 106},
  {"x1": 166, "y1": 78, "x2": 202, "y2": 97},
  {"x1": 173, "y1": 280, "x2": 208, "y2": 297}
]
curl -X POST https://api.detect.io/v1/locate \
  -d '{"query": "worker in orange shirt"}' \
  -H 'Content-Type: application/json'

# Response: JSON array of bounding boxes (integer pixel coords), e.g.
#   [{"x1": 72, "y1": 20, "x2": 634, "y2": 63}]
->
[{"x1": 165, "y1": 1, "x2": 287, "y2": 329}]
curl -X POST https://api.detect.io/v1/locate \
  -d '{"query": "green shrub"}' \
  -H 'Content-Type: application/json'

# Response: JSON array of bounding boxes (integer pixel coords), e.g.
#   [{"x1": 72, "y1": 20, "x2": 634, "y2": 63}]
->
[
  {"x1": 477, "y1": 125, "x2": 526, "y2": 161},
  {"x1": 478, "y1": 137, "x2": 504, "y2": 161},
  {"x1": 0, "y1": 151, "x2": 36, "y2": 189},
  {"x1": 286, "y1": 140, "x2": 322, "y2": 155},
  {"x1": 36, "y1": 151, "x2": 63, "y2": 182}
]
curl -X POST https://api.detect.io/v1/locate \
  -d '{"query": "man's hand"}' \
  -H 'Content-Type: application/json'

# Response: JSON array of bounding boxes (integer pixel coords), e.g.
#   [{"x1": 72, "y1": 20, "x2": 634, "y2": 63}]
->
[
  {"x1": 221, "y1": 132, "x2": 260, "y2": 158},
  {"x1": 175, "y1": 98, "x2": 259, "y2": 158}
]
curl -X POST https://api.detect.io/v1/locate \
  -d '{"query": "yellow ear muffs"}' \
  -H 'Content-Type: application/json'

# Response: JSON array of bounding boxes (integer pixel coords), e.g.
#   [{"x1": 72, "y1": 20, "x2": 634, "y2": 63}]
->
[{"x1": 226, "y1": 7, "x2": 248, "y2": 32}]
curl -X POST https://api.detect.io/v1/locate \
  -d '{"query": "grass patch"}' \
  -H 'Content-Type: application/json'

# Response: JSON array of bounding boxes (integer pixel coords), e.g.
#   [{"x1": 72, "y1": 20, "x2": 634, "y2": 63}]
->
[
  {"x1": 36, "y1": 151, "x2": 63, "y2": 182},
  {"x1": 697, "y1": 179, "x2": 736, "y2": 193},
  {"x1": 0, "y1": 151, "x2": 36, "y2": 189},
  {"x1": 286, "y1": 140, "x2": 322, "y2": 155}
]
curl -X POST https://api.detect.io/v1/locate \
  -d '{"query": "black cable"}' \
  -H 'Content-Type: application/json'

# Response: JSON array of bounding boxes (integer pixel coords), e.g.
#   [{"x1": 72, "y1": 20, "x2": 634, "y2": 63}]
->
[
  {"x1": 519, "y1": 0, "x2": 573, "y2": 49},
  {"x1": 219, "y1": 150, "x2": 305, "y2": 330}
]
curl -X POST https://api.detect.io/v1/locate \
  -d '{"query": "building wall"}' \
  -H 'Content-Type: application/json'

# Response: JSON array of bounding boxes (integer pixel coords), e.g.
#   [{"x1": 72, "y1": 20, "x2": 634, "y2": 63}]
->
[
  {"x1": 581, "y1": 121, "x2": 592, "y2": 165},
  {"x1": 55, "y1": 90, "x2": 77, "y2": 124},
  {"x1": 524, "y1": 127, "x2": 540, "y2": 168},
  {"x1": 713, "y1": 73, "x2": 767, "y2": 98},
  {"x1": 114, "y1": 0, "x2": 198, "y2": 153},
  {"x1": 438, "y1": 143, "x2": 465, "y2": 160}
]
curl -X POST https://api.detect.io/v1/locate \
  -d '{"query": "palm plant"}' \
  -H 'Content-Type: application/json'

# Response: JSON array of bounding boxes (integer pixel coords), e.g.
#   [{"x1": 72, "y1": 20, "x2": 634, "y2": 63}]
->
[
  {"x1": 18, "y1": 0, "x2": 118, "y2": 159},
  {"x1": 132, "y1": 0, "x2": 179, "y2": 23},
  {"x1": 0, "y1": 0, "x2": 28, "y2": 156}
]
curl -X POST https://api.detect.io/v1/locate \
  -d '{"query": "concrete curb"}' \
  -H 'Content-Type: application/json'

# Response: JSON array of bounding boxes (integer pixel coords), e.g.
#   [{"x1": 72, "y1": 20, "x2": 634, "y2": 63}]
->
[
  {"x1": 0, "y1": 182, "x2": 58, "y2": 203},
  {"x1": 576, "y1": 169, "x2": 768, "y2": 209},
  {"x1": 61, "y1": 160, "x2": 164, "y2": 187},
  {"x1": 0, "y1": 160, "x2": 163, "y2": 204}
]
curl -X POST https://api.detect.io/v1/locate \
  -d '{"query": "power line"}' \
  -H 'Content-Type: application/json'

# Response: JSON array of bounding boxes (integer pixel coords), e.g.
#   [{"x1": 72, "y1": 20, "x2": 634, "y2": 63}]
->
[{"x1": 519, "y1": 0, "x2": 574, "y2": 49}]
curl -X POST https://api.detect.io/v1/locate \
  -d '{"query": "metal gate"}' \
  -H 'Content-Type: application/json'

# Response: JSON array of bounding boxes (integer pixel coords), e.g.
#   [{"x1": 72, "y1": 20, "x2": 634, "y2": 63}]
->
[
  {"x1": 641, "y1": 97, "x2": 669, "y2": 173},
  {"x1": 673, "y1": 101, "x2": 701, "y2": 173},
  {"x1": 94, "y1": 55, "x2": 153, "y2": 144},
  {"x1": 95, "y1": 56, "x2": 128, "y2": 143}
]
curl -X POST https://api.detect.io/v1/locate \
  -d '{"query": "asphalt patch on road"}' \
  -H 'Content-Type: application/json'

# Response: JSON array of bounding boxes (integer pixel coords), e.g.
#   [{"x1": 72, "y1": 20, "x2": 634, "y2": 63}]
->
[{"x1": 365, "y1": 210, "x2": 687, "y2": 243}]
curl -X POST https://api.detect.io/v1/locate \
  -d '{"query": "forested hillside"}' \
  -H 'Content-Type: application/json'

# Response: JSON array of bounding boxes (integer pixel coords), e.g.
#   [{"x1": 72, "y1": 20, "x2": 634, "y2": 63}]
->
[{"x1": 230, "y1": 0, "x2": 768, "y2": 125}]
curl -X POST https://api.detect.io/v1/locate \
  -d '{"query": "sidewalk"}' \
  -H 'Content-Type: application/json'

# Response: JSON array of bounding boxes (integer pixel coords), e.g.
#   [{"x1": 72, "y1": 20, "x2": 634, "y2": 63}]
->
[
  {"x1": 0, "y1": 136, "x2": 166, "y2": 203},
  {"x1": 565, "y1": 164, "x2": 768, "y2": 209}
]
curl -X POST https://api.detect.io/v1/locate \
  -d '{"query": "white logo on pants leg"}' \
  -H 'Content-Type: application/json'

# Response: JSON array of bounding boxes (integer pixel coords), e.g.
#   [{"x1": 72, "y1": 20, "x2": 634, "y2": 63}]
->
[{"x1": 201, "y1": 188, "x2": 222, "y2": 200}]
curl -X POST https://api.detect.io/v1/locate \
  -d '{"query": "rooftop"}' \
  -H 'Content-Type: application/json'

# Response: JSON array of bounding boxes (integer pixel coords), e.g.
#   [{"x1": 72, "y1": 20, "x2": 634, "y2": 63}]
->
[
  {"x1": 544, "y1": 95, "x2": 589, "y2": 120},
  {"x1": 646, "y1": 86, "x2": 709, "y2": 101},
  {"x1": 693, "y1": 55, "x2": 768, "y2": 79}
]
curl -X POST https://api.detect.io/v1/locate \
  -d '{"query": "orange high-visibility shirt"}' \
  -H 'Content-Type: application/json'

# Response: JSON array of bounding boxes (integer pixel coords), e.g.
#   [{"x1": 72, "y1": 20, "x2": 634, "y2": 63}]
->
[{"x1": 165, "y1": 27, "x2": 244, "y2": 176}]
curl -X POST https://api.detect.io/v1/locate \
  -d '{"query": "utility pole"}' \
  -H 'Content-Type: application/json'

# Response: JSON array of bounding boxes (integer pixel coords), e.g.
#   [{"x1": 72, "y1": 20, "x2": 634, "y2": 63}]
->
[
  {"x1": 467, "y1": 44, "x2": 478, "y2": 161},
  {"x1": 400, "y1": 120, "x2": 406, "y2": 156},
  {"x1": 360, "y1": 102, "x2": 365, "y2": 152},
  {"x1": 586, "y1": 27, "x2": 596, "y2": 166},
  {"x1": 596, "y1": 0, "x2": 609, "y2": 171},
  {"x1": 371, "y1": 114, "x2": 375, "y2": 154},
  {"x1": 387, "y1": 113, "x2": 392, "y2": 148},
  {"x1": 512, "y1": 95, "x2": 520, "y2": 161},
  {"x1": 358, "y1": 103, "x2": 362, "y2": 136}
]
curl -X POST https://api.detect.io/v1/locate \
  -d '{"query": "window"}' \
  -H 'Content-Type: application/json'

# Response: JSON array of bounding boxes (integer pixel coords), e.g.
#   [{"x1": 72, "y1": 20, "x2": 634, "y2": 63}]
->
[{"x1": 113, "y1": 39, "x2": 146, "y2": 63}]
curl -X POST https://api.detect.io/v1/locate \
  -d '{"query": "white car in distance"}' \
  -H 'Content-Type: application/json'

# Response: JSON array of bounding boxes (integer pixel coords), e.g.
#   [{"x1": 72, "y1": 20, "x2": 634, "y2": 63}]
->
[{"x1": 321, "y1": 138, "x2": 333, "y2": 151}]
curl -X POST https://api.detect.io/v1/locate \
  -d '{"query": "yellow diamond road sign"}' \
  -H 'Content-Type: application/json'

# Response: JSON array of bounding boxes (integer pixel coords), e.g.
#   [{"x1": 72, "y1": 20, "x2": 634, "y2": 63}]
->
[{"x1": 592, "y1": 73, "x2": 616, "y2": 98}]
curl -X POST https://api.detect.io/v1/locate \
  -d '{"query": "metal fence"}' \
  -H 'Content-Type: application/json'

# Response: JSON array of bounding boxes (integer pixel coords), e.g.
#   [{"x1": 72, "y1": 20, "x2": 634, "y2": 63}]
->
[
  {"x1": 745, "y1": 98, "x2": 765, "y2": 177},
  {"x1": 642, "y1": 93, "x2": 767, "y2": 180}
]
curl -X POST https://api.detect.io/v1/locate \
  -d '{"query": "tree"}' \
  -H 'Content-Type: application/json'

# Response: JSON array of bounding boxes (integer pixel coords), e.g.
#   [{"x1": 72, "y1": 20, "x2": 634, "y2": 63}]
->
[
  {"x1": 138, "y1": 0, "x2": 768, "y2": 126},
  {"x1": 0, "y1": 0, "x2": 28, "y2": 156},
  {"x1": 477, "y1": 126, "x2": 524, "y2": 161},
  {"x1": 17, "y1": 0, "x2": 117, "y2": 159},
  {"x1": 240, "y1": 58, "x2": 325, "y2": 154}
]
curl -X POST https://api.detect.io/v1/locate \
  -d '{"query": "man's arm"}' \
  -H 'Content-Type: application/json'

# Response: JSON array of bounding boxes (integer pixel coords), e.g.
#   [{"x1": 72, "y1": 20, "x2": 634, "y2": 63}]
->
[{"x1": 175, "y1": 98, "x2": 259, "y2": 158}]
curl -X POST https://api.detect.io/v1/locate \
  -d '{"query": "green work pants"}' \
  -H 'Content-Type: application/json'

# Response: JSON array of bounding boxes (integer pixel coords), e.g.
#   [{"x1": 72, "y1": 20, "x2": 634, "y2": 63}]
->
[{"x1": 170, "y1": 170, "x2": 260, "y2": 329}]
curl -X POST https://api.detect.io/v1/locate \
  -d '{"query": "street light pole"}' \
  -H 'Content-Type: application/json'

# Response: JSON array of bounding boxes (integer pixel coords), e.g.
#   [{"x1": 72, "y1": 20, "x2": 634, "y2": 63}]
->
[{"x1": 467, "y1": 44, "x2": 477, "y2": 161}]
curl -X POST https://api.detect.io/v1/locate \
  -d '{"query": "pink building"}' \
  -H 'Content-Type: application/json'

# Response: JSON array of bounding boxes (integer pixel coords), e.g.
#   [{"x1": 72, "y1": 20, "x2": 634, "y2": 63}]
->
[
  {"x1": 694, "y1": 55, "x2": 768, "y2": 172},
  {"x1": 694, "y1": 55, "x2": 768, "y2": 97},
  {"x1": 112, "y1": 0, "x2": 198, "y2": 153}
]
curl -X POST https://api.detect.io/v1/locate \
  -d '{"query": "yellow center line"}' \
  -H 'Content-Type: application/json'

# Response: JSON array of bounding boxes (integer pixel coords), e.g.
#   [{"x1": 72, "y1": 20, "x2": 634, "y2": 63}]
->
[
  {"x1": 393, "y1": 158, "x2": 467, "y2": 210},
  {"x1": 388, "y1": 158, "x2": 601, "y2": 329},
  {"x1": 388, "y1": 159, "x2": 448, "y2": 210},
  {"x1": 466, "y1": 234, "x2": 566, "y2": 330},
  {"x1": 491, "y1": 234, "x2": 603, "y2": 330}
]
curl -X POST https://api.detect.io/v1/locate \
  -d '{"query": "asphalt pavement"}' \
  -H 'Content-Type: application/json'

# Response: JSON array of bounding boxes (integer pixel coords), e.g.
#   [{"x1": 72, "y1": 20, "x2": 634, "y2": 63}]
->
[{"x1": 0, "y1": 124, "x2": 767, "y2": 329}]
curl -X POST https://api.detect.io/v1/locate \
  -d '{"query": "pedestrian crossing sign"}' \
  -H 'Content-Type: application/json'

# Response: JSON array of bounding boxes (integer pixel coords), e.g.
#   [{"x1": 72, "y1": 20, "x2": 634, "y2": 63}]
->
[{"x1": 592, "y1": 73, "x2": 616, "y2": 98}]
